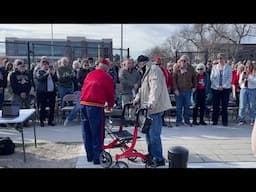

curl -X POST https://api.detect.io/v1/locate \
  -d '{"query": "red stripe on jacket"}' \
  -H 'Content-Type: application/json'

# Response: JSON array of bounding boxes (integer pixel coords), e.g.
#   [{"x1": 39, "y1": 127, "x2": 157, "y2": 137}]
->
[{"x1": 80, "y1": 68, "x2": 115, "y2": 108}]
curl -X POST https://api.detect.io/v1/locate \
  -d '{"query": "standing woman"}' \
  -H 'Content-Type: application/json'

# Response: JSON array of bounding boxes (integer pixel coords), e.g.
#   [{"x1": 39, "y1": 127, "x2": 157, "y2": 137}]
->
[
  {"x1": 232, "y1": 63, "x2": 244, "y2": 107},
  {"x1": 210, "y1": 53, "x2": 232, "y2": 126},
  {"x1": 192, "y1": 63, "x2": 210, "y2": 125},
  {"x1": 239, "y1": 61, "x2": 256, "y2": 126}
]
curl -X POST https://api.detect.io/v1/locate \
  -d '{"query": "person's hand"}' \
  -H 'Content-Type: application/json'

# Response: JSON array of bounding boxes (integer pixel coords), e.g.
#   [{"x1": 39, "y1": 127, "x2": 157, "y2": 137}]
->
[
  {"x1": 134, "y1": 83, "x2": 139, "y2": 90},
  {"x1": 146, "y1": 103, "x2": 153, "y2": 110},
  {"x1": 20, "y1": 92, "x2": 27, "y2": 99},
  {"x1": 105, "y1": 106, "x2": 112, "y2": 112},
  {"x1": 132, "y1": 99, "x2": 139, "y2": 106},
  {"x1": 192, "y1": 88, "x2": 196, "y2": 93},
  {"x1": 218, "y1": 86, "x2": 223, "y2": 91},
  {"x1": 174, "y1": 89, "x2": 179, "y2": 96}
]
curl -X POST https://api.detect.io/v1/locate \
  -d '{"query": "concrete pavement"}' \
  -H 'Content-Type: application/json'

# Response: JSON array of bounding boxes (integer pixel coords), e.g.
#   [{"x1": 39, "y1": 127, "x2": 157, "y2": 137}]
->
[{"x1": 1, "y1": 120, "x2": 256, "y2": 168}]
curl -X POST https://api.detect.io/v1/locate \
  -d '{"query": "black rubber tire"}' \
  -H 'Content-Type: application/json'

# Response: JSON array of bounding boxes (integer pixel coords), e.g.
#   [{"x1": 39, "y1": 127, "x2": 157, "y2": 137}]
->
[{"x1": 99, "y1": 151, "x2": 112, "y2": 168}]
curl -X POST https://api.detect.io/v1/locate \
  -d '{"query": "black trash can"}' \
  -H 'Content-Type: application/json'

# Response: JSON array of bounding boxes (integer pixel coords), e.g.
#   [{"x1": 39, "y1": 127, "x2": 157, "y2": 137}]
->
[{"x1": 168, "y1": 146, "x2": 189, "y2": 168}]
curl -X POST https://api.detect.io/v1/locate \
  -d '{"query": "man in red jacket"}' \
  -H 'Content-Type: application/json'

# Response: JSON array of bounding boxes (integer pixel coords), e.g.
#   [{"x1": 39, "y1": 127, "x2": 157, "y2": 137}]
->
[{"x1": 80, "y1": 58, "x2": 115, "y2": 165}]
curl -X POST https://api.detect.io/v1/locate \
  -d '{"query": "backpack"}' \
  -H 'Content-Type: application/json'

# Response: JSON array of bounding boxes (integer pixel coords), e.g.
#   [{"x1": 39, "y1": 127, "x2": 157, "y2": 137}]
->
[{"x1": 0, "y1": 137, "x2": 15, "y2": 155}]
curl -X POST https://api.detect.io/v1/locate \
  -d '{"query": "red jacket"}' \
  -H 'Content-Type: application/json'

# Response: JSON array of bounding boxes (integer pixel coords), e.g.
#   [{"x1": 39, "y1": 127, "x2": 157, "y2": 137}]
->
[
  {"x1": 80, "y1": 68, "x2": 115, "y2": 108},
  {"x1": 160, "y1": 66, "x2": 172, "y2": 89}
]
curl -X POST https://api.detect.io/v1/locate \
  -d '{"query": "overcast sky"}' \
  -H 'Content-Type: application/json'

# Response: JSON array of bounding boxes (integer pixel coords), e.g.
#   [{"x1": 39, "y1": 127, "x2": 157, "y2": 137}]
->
[{"x1": 0, "y1": 24, "x2": 183, "y2": 59}]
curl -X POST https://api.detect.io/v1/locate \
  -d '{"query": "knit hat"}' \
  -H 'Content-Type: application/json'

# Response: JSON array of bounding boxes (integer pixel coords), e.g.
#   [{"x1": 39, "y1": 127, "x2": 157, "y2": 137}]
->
[
  {"x1": 100, "y1": 58, "x2": 110, "y2": 66},
  {"x1": 137, "y1": 55, "x2": 149, "y2": 63},
  {"x1": 154, "y1": 56, "x2": 161, "y2": 64}
]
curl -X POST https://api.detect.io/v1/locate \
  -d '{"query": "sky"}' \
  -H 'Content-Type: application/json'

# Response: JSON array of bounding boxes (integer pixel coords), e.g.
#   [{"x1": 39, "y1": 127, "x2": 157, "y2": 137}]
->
[{"x1": 0, "y1": 24, "x2": 182, "y2": 59}]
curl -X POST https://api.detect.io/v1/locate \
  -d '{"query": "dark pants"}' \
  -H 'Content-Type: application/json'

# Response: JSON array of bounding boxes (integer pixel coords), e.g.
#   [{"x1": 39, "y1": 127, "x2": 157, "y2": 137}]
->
[
  {"x1": 193, "y1": 89, "x2": 206, "y2": 123},
  {"x1": 0, "y1": 93, "x2": 4, "y2": 110},
  {"x1": 212, "y1": 89, "x2": 230, "y2": 125},
  {"x1": 81, "y1": 105, "x2": 105, "y2": 164},
  {"x1": 37, "y1": 92, "x2": 56, "y2": 123},
  {"x1": 235, "y1": 91, "x2": 240, "y2": 107}
]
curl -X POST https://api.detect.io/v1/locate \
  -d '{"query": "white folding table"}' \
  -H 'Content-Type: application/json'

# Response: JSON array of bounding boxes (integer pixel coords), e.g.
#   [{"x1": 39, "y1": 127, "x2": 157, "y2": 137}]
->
[{"x1": 0, "y1": 109, "x2": 37, "y2": 162}]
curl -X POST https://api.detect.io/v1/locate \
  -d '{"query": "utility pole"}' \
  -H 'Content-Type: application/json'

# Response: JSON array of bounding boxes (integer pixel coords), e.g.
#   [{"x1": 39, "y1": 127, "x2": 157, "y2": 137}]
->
[
  {"x1": 121, "y1": 24, "x2": 123, "y2": 62},
  {"x1": 51, "y1": 24, "x2": 54, "y2": 62}
]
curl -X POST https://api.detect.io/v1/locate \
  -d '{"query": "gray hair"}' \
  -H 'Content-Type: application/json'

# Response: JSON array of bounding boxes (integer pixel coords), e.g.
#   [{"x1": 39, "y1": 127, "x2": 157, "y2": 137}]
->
[
  {"x1": 196, "y1": 63, "x2": 206, "y2": 72},
  {"x1": 98, "y1": 63, "x2": 109, "y2": 71},
  {"x1": 180, "y1": 55, "x2": 190, "y2": 63}
]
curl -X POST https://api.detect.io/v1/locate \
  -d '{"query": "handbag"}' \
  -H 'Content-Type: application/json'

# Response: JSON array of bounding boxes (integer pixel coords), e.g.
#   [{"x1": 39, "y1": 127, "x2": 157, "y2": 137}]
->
[
  {"x1": 138, "y1": 108, "x2": 152, "y2": 134},
  {"x1": 141, "y1": 116, "x2": 152, "y2": 134},
  {"x1": 0, "y1": 137, "x2": 15, "y2": 155}
]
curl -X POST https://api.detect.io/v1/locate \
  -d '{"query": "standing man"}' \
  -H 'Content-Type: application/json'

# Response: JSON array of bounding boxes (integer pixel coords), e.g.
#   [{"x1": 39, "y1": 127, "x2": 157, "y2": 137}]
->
[
  {"x1": 36, "y1": 58, "x2": 58, "y2": 127},
  {"x1": 133, "y1": 55, "x2": 172, "y2": 167},
  {"x1": 0, "y1": 59, "x2": 7, "y2": 109},
  {"x1": 119, "y1": 59, "x2": 141, "y2": 108},
  {"x1": 80, "y1": 58, "x2": 115, "y2": 165},
  {"x1": 10, "y1": 59, "x2": 32, "y2": 109},
  {"x1": 173, "y1": 55, "x2": 197, "y2": 126}
]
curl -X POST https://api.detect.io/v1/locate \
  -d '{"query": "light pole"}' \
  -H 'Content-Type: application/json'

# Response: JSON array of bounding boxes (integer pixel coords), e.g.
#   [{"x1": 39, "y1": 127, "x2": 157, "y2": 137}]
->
[
  {"x1": 121, "y1": 24, "x2": 123, "y2": 62},
  {"x1": 51, "y1": 24, "x2": 54, "y2": 61}
]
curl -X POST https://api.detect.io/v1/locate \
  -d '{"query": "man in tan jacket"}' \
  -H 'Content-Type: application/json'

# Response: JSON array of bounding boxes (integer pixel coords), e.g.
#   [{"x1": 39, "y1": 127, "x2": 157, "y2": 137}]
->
[{"x1": 133, "y1": 55, "x2": 172, "y2": 167}]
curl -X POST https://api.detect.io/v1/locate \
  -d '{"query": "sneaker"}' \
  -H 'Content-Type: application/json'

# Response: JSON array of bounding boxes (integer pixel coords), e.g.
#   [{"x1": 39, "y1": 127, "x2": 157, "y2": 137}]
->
[
  {"x1": 184, "y1": 122, "x2": 192, "y2": 127},
  {"x1": 48, "y1": 122, "x2": 55, "y2": 126},
  {"x1": 199, "y1": 121, "x2": 207, "y2": 125},
  {"x1": 156, "y1": 159, "x2": 166, "y2": 167},
  {"x1": 64, "y1": 118, "x2": 70, "y2": 126},
  {"x1": 238, "y1": 121, "x2": 244, "y2": 126},
  {"x1": 193, "y1": 121, "x2": 199, "y2": 125}
]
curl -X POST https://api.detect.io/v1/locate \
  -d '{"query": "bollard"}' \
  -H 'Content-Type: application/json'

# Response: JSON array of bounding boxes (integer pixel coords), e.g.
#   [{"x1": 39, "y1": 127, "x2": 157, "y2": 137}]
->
[{"x1": 168, "y1": 146, "x2": 189, "y2": 168}]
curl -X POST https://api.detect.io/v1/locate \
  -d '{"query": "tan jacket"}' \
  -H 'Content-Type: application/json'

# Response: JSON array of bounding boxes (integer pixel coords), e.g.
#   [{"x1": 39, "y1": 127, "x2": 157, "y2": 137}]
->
[{"x1": 134, "y1": 61, "x2": 172, "y2": 115}]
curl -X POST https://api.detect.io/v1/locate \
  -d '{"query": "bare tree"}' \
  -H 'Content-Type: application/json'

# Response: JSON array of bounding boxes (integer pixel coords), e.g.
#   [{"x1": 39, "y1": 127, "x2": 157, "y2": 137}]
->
[
  {"x1": 144, "y1": 45, "x2": 169, "y2": 60},
  {"x1": 209, "y1": 24, "x2": 254, "y2": 56}
]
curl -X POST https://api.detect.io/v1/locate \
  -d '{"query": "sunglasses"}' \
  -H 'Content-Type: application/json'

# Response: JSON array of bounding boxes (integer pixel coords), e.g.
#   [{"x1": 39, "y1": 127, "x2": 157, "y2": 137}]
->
[{"x1": 197, "y1": 68, "x2": 203, "y2": 70}]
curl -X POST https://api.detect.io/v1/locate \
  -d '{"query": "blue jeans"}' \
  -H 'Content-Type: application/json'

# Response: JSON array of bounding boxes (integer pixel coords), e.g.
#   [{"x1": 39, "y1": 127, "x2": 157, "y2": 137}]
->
[
  {"x1": 175, "y1": 90, "x2": 192, "y2": 124},
  {"x1": 67, "y1": 91, "x2": 82, "y2": 121},
  {"x1": 58, "y1": 86, "x2": 74, "y2": 106},
  {"x1": 81, "y1": 105, "x2": 105, "y2": 164},
  {"x1": 146, "y1": 112, "x2": 164, "y2": 161},
  {"x1": 239, "y1": 88, "x2": 256, "y2": 123}
]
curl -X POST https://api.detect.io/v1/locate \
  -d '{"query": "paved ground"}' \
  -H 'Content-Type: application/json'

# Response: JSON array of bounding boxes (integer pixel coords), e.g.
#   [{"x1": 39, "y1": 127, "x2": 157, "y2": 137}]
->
[{"x1": 1, "y1": 119, "x2": 256, "y2": 168}]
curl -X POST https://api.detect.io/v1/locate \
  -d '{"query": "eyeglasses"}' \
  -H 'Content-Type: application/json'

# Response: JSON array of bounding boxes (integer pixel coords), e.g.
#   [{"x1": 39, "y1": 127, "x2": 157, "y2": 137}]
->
[{"x1": 197, "y1": 68, "x2": 203, "y2": 70}]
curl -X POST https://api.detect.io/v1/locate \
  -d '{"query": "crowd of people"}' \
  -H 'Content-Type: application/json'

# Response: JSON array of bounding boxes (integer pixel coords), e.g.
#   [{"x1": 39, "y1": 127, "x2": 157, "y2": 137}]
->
[{"x1": 1, "y1": 52, "x2": 256, "y2": 167}]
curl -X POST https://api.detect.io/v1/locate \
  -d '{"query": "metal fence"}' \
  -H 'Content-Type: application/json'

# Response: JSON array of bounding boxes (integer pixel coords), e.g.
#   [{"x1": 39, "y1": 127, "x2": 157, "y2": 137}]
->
[{"x1": 0, "y1": 41, "x2": 129, "y2": 70}]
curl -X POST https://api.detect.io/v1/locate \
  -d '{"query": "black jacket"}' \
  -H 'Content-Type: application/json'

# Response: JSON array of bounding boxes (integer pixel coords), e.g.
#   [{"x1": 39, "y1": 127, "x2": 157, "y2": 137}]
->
[
  {"x1": 36, "y1": 69, "x2": 58, "y2": 93},
  {"x1": 10, "y1": 70, "x2": 32, "y2": 95}
]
